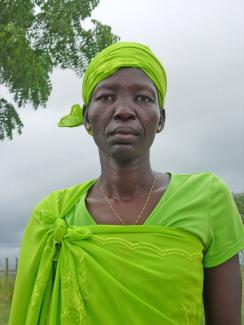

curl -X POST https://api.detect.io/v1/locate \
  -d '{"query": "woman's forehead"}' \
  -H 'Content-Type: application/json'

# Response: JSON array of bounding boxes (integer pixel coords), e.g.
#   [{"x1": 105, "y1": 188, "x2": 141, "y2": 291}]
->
[{"x1": 93, "y1": 68, "x2": 158, "y2": 95}]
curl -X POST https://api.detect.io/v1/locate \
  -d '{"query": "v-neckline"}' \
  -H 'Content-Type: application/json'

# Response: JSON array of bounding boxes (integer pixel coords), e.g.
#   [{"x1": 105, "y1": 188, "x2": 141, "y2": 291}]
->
[{"x1": 81, "y1": 172, "x2": 174, "y2": 226}]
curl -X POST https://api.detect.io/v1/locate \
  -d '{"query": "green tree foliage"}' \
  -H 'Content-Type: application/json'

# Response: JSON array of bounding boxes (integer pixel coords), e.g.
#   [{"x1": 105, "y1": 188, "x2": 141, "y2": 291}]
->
[
  {"x1": 0, "y1": 0, "x2": 119, "y2": 140},
  {"x1": 233, "y1": 193, "x2": 244, "y2": 224}
]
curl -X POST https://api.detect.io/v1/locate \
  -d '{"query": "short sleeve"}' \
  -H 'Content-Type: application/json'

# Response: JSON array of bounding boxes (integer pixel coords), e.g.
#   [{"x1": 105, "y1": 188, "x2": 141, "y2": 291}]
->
[{"x1": 203, "y1": 174, "x2": 244, "y2": 268}]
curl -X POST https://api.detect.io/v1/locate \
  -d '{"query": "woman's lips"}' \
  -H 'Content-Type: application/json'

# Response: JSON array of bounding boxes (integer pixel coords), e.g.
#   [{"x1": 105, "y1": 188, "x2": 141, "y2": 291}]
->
[
  {"x1": 110, "y1": 126, "x2": 138, "y2": 135},
  {"x1": 112, "y1": 133, "x2": 136, "y2": 141},
  {"x1": 109, "y1": 127, "x2": 138, "y2": 143}
]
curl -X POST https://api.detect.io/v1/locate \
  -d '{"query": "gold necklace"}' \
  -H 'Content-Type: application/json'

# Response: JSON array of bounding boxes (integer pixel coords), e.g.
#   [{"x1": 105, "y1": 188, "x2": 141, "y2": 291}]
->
[{"x1": 99, "y1": 176, "x2": 156, "y2": 225}]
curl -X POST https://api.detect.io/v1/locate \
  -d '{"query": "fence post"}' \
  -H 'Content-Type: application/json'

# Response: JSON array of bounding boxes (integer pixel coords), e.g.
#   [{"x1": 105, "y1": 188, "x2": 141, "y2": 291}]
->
[
  {"x1": 5, "y1": 257, "x2": 9, "y2": 277},
  {"x1": 15, "y1": 257, "x2": 18, "y2": 275}
]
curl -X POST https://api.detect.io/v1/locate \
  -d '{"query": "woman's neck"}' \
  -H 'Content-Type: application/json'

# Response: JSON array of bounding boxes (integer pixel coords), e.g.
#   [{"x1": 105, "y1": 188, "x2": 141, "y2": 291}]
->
[{"x1": 98, "y1": 154, "x2": 155, "y2": 201}]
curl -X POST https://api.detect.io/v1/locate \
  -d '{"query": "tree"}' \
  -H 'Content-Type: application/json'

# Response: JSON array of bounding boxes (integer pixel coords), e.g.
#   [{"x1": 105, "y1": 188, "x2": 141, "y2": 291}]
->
[{"x1": 0, "y1": 0, "x2": 119, "y2": 140}]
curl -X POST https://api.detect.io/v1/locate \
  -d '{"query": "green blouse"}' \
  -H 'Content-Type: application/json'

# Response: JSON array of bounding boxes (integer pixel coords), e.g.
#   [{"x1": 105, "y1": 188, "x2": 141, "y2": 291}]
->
[
  {"x1": 65, "y1": 172, "x2": 244, "y2": 268},
  {"x1": 9, "y1": 172, "x2": 244, "y2": 324}
]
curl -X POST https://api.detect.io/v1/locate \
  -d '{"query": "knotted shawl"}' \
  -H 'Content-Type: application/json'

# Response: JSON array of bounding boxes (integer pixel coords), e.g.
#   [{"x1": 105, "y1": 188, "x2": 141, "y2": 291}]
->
[
  {"x1": 58, "y1": 42, "x2": 167, "y2": 128},
  {"x1": 9, "y1": 181, "x2": 204, "y2": 325}
]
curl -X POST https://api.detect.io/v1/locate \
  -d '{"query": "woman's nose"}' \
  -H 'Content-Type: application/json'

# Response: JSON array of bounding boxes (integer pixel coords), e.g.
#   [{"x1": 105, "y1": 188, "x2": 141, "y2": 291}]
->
[{"x1": 114, "y1": 105, "x2": 136, "y2": 120}]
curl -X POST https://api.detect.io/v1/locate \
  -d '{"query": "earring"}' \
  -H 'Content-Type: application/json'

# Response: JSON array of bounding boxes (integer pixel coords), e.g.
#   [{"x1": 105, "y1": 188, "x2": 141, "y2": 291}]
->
[
  {"x1": 85, "y1": 122, "x2": 93, "y2": 135},
  {"x1": 85, "y1": 122, "x2": 91, "y2": 131},
  {"x1": 156, "y1": 126, "x2": 161, "y2": 133}
]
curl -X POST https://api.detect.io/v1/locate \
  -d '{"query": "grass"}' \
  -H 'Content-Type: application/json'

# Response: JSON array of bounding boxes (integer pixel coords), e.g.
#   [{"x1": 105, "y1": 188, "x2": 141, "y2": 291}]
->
[
  {"x1": 0, "y1": 268, "x2": 244, "y2": 324},
  {"x1": 242, "y1": 267, "x2": 244, "y2": 322},
  {"x1": 0, "y1": 274, "x2": 15, "y2": 325}
]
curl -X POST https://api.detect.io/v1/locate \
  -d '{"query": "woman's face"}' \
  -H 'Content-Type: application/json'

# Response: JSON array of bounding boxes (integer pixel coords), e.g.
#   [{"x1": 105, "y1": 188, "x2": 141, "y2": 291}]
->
[{"x1": 85, "y1": 68, "x2": 165, "y2": 162}]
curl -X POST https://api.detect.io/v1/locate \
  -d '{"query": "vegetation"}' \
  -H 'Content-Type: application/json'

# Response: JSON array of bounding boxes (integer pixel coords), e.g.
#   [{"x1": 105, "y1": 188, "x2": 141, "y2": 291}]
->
[
  {"x1": 0, "y1": 275, "x2": 15, "y2": 324},
  {"x1": 242, "y1": 267, "x2": 244, "y2": 322},
  {"x1": 0, "y1": 0, "x2": 119, "y2": 140},
  {"x1": 234, "y1": 193, "x2": 244, "y2": 224}
]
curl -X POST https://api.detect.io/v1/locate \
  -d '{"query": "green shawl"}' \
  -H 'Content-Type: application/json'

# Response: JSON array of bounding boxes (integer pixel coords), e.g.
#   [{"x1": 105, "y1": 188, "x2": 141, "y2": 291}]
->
[{"x1": 9, "y1": 181, "x2": 204, "y2": 324}]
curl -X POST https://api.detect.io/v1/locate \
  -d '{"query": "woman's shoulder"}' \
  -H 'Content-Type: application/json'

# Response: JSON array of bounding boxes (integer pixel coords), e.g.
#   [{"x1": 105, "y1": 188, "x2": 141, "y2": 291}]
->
[
  {"x1": 32, "y1": 179, "x2": 96, "y2": 223},
  {"x1": 168, "y1": 171, "x2": 231, "y2": 201},
  {"x1": 171, "y1": 171, "x2": 227, "y2": 187}
]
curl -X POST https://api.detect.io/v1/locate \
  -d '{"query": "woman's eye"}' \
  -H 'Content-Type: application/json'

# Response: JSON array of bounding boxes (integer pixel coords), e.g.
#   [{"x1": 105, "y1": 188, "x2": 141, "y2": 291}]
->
[
  {"x1": 96, "y1": 94, "x2": 114, "y2": 101},
  {"x1": 136, "y1": 95, "x2": 154, "y2": 103}
]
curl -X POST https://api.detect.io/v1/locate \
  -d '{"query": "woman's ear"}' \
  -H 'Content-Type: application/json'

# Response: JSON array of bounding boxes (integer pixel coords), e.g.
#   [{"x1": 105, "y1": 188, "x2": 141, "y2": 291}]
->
[
  {"x1": 83, "y1": 105, "x2": 88, "y2": 121},
  {"x1": 83, "y1": 105, "x2": 92, "y2": 133},
  {"x1": 156, "y1": 108, "x2": 166, "y2": 133}
]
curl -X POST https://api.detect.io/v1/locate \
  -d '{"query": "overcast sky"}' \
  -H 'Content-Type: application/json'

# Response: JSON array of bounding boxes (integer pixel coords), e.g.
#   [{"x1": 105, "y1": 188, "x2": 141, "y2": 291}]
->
[{"x1": 0, "y1": 0, "x2": 244, "y2": 259}]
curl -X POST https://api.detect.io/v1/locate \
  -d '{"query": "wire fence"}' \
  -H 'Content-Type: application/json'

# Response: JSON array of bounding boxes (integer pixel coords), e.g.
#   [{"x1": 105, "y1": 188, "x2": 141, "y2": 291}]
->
[
  {"x1": 0, "y1": 257, "x2": 18, "y2": 277},
  {"x1": 240, "y1": 250, "x2": 244, "y2": 265}
]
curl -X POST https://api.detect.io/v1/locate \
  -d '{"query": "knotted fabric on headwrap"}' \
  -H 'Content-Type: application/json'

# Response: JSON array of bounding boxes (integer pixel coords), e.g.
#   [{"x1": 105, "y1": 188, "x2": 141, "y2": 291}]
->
[{"x1": 58, "y1": 41, "x2": 167, "y2": 128}]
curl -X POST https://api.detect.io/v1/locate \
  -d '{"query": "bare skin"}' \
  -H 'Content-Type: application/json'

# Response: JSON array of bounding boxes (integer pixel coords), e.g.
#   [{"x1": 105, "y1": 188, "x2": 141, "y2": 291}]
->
[
  {"x1": 203, "y1": 254, "x2": 242, "y2": 325},
  {"x1": 84, "y1": 67, "x2": 242, "y2": 323},
  {"x1": 86, "y1": 171, "x2": 170, "y2": 225},
  {"x1": 84, "y1": 67, "x2": 168, "y2": 225}
]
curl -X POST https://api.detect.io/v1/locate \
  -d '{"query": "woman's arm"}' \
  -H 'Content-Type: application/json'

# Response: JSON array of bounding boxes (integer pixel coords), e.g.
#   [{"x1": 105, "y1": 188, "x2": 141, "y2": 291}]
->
[{"x1": 203, "y1": 254, "x2": 242, "y2": 325}]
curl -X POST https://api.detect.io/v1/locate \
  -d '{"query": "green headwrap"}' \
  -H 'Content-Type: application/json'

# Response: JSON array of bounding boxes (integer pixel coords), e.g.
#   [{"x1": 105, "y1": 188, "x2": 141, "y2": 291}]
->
[{"x1": 58, "y1": 42, "x2": 167, "y2": 128}]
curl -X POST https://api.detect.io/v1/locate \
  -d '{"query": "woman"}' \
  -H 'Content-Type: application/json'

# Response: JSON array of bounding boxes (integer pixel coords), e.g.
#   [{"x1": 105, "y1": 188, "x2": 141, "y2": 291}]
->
[{"x1": 9, "y1": 42, "x2": 244, "y2": 324}]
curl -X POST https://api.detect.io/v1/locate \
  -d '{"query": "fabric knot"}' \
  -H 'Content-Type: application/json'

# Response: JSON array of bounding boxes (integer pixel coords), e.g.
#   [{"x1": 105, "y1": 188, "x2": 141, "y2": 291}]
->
[
  {"x1": 53, "y1": 218, "x2": 67, "y2": 243},
  {"x1": 67, "y1": 227, "x2": 92, "y2": 241}
]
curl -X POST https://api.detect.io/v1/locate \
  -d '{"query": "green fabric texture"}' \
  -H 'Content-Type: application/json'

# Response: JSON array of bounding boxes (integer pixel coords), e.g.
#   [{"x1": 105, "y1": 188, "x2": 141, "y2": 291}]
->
[
  {"x1": 9, "y1": 173, "x2": 244, "y2": 324},
  {"x1": 58, "y1": 41, "x2": 167, "y2": 128},
  {"x1": 58, "y1": 104, "x2": 83, "y2": 128},
  {"x1": 82, "y1": 42, "x2": 167, "y2": 107},
  {"x1": 65, "y1": 172, "x2": 244, "y2": 268}
]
